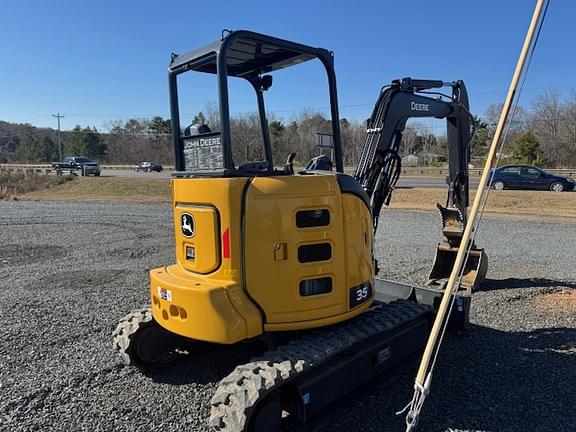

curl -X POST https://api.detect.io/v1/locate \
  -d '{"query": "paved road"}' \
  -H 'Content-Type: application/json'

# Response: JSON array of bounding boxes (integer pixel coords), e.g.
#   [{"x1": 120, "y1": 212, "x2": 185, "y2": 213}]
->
[
  {"x1": 397, "y1": 175, "x2": 480, "y2": 188},
  {"x1": 0, "y1": 201, "x2": 574, "y2": 432},
  {"x1": 101, "y1": 169, "x2": 478, "y2": 189}
]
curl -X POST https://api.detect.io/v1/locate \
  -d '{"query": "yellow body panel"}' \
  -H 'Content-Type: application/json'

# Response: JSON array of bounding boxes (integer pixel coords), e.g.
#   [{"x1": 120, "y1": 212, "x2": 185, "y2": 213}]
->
[
  {"x1": 151, "y1": 177, "x2": 263, "y2": 343},
  {"x1": 150, "y1": 173, "x2": 375, "y2": 343},
  {"x1": 264, "y1": 301, "x2": 372, "y2": 331},
  {"x1": 150, "y1": 265, "x2": 261, "y2": 343},
  {"x1": 171, "y1": 177, "x2": 246, "y2": 281},
  {"x1": 245, "y1": 175, "x2": 372, "y2": 325},
  {"x1": 341, "y1": 194, "x2": 374, "y2": 291},
  {"x1": 174, "y1": 205, "x2": 220, "y2": 273}
]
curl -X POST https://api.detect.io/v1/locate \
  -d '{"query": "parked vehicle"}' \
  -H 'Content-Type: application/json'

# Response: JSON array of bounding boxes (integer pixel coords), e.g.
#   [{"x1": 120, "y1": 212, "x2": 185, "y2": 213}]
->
[
  {"x1": 491, "y1": 164, "x2": 575, "y2": 192},
  {"x1": 133, "y1": 161, "x2": 163, "y2": 172},
  {"x1": 52, "y1": 156, "x2": 101, "y2": 176}
]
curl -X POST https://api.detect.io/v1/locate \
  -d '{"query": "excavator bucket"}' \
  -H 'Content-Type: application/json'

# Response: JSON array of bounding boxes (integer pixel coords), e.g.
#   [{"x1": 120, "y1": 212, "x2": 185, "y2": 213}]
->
[{"x1": 428, "y1": 205, "x2": 488, "y2": 293}]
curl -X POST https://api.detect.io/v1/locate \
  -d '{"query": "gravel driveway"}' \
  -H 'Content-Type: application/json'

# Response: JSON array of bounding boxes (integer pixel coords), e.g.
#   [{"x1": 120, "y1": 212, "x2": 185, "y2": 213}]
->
[{"x1": 0, "y1": 202, "x2": 574, "y2": 432}]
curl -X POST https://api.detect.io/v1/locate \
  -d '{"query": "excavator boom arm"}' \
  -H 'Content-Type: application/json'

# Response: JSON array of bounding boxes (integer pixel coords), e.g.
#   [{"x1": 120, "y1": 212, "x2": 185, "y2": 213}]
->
[
  {"x1": 354, "y1": 77, "x2": 471, "y2": 228},
  {"x1": 355, "y1": 77, "x2": 486, "y2": 292}
]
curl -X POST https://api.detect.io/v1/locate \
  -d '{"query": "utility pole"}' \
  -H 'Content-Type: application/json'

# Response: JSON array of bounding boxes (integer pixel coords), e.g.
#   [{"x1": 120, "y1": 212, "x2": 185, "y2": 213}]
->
[{"x1": 52, "y1": 113, "x2": 64, "y2": 160}]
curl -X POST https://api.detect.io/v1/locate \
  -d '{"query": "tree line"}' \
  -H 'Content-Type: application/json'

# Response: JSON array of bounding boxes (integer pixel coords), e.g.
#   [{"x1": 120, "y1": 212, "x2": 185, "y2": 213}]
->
[
  {"x1": 1, "y1": 89, "x2": 575, "y2": 168},
  {"x1": 468, "y1": 90, "x2": 576, "y2": 167}
]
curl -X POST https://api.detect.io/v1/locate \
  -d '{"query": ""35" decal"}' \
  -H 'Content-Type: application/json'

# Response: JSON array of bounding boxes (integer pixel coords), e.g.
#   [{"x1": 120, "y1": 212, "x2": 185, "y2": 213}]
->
[{"x1": 349, "y1": 283, "x2": 372, "y2": 308}]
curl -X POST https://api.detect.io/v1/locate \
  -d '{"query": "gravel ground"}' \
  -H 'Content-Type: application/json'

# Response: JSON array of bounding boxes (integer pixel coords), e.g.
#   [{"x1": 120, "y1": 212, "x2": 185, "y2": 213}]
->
[{"x1": 0, "y1": 202, "x2": 574, "y2": 432}]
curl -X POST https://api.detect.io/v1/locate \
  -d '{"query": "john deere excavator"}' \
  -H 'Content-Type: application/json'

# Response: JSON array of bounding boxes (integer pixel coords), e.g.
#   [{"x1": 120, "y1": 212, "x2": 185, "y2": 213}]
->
[{"x1": 113, "y1": 30, "x2": 487, "y2": 432}]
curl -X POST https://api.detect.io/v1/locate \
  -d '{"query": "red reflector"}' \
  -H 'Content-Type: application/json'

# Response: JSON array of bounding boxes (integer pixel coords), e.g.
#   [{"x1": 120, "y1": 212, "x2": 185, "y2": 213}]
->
[{"x1": 222, "y1": 228, "x2": 230, "y2": 258}]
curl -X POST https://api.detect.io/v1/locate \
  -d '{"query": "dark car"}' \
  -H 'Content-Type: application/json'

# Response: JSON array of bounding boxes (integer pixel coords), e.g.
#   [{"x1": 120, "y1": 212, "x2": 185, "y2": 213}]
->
[
  {"x1": 491, "y1": 165, "x2": 575, "y2": 192},
  {"x1": 134, "y1": 161, "x2": 163, "y2": 172},
  {"x1": 52, "y1": 156, "x2": 101, "y2": 176}
]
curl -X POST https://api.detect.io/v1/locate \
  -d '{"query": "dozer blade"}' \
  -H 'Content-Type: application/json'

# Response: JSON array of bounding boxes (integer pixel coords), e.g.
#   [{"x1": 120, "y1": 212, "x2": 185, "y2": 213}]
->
[{"x1": 428, "y1": 204, "x2": 488, "y2": 293}]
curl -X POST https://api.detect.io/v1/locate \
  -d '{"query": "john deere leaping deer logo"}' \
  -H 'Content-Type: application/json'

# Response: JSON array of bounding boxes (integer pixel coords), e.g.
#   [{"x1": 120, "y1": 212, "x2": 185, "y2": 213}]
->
[{"x1": 181, "y1": 213, "x2": 195, "y2": 237}]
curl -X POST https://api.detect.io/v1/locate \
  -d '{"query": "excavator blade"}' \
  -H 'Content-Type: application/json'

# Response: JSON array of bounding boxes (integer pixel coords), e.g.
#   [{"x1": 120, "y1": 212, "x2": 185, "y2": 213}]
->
[{"x1": 428, "y1": 204, "x2": 488, "y2": 293}]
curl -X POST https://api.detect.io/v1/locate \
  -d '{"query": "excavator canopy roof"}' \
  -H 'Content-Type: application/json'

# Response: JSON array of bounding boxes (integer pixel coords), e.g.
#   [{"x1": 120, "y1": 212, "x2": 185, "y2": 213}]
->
[{"x1": 169, "y1": 30, "x2": 330, "y2": 77}]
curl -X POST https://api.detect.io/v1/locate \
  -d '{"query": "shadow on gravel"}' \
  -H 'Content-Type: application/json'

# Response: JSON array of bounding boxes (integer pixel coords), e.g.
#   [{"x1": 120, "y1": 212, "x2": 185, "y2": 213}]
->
[
  {"x1": 39, "y1": 270, "x2": 129, "y2": 291},
  {"x1": 0, "y1": 244, "x2": 68, "y2": 266},
  {"x1": 480, "y1": 277, "x2": 576, "y2": 291},
  {"x1": 145, "y1": 340, "x2": 267, "y2": 386},
  {"x1": 303, "y1": 324, "x2": 576, "y2": 432}
]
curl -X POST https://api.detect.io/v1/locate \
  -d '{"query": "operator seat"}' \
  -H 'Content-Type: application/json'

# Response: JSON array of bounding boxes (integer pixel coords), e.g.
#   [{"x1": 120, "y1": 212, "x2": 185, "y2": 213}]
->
[
  {"x1": 184, "y1": 123, "x2": 212, "y2": 136},
  {"x1": 305, "y1": 154, "x2": 333, "y2": 171}
]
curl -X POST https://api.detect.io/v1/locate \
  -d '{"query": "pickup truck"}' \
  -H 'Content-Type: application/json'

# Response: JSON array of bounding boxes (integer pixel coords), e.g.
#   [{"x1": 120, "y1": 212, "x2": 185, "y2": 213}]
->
[{"x1": 52, "y1": 157, "x2": 101, "y2": 176}]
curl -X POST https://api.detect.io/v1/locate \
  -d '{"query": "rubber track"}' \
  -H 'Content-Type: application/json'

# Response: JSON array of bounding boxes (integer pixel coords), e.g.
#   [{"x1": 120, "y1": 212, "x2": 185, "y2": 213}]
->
[
  {"x1": 209, "y1": 300, "x2": 431, "y2": 431},
  {"x1": 112, "y1": 307, "x2": 153, "y2": 367}
]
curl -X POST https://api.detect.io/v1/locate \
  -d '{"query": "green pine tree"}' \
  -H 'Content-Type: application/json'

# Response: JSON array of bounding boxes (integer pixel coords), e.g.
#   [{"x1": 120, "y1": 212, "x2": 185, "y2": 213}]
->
[
  {"x1": 14, "y1": 136, "x2": 43, "y2": 162},
  {"x1": 509, "y1": 131, "x2": 543, "y2": 166},
  {"x1": 64, "y1": 125, "x2": 106, "y2": 159}
]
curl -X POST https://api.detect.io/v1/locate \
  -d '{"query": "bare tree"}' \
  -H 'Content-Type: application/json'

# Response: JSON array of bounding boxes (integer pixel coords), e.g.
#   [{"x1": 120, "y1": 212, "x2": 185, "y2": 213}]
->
[
  {"x1": 485, "y1": 103, "x2": 528, "y2": 136},
  {"x1": 341, "y1": 118, "x2": 365, "y2": 166},
  {"x1": 560, "y1": 91, "x2": 576, "y2": 166},
  {"x1": 400, "y1": 126, "x2": 419, "y2": 157},
  {"x1": 230, "y1": 113, "x2": 262, "y2": 165},
  {"x1": 530, "y1": 91, "x2": 572, "y2": 167}
]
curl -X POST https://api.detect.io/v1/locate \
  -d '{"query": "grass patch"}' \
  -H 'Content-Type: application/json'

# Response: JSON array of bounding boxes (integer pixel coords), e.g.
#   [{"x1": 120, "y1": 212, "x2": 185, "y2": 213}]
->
[
  {"x1": 390, "y1": 187, "x2": 576, "y2": 219},
  {"x1": 0, "y1": 172, "x2": 74, "y2": 200},
  {"x1": 22, "y1": 177, "x2": 171, "y2": 203}
]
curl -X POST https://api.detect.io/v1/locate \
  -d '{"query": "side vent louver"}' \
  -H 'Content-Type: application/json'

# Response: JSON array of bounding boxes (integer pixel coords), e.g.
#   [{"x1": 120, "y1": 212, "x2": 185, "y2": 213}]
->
[
  {"x1": 299, "y1": 277, "x2": 333, "y2": 296},
  {"x1": 298, "y1": 243, "x2": 332, "y2": 263},
  {"x1": 296, "y1": 209, "x2": 330, "y2": 228}
]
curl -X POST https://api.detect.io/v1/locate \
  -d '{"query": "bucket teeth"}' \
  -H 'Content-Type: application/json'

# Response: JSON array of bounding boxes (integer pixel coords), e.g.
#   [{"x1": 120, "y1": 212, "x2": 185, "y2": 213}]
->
[
  {"x1": 429, "y1": 204, "x2": 488, "y2": 293},
  {"x1": 436, "y1": 204, "x2": 466, "y2": 246}
]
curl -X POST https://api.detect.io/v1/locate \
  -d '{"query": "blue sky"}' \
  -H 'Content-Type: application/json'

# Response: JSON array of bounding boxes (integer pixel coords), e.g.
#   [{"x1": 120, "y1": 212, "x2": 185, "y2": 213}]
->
[{"x1": 0, "y1": 0, "x2": 572, "y2": 132}]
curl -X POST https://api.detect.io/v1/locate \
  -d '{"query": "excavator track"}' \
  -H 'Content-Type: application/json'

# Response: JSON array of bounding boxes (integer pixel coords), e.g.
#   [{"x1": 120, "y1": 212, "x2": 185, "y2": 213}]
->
[
  {"x1": 209, "y1": 300, "x2": 431, "y2": 432},
  {"x1": 113, "y1": 308, "x2": 156, "y2": 367},
  {"x1": 113, "y1": 307, "x2": 187, "y2": 369}
]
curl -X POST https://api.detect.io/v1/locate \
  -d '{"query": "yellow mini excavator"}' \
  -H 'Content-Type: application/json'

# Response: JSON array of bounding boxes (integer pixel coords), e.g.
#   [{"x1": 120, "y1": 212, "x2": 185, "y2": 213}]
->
[{"x1": 114, "y1": 30, "x2": 487, "y2": 432}]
